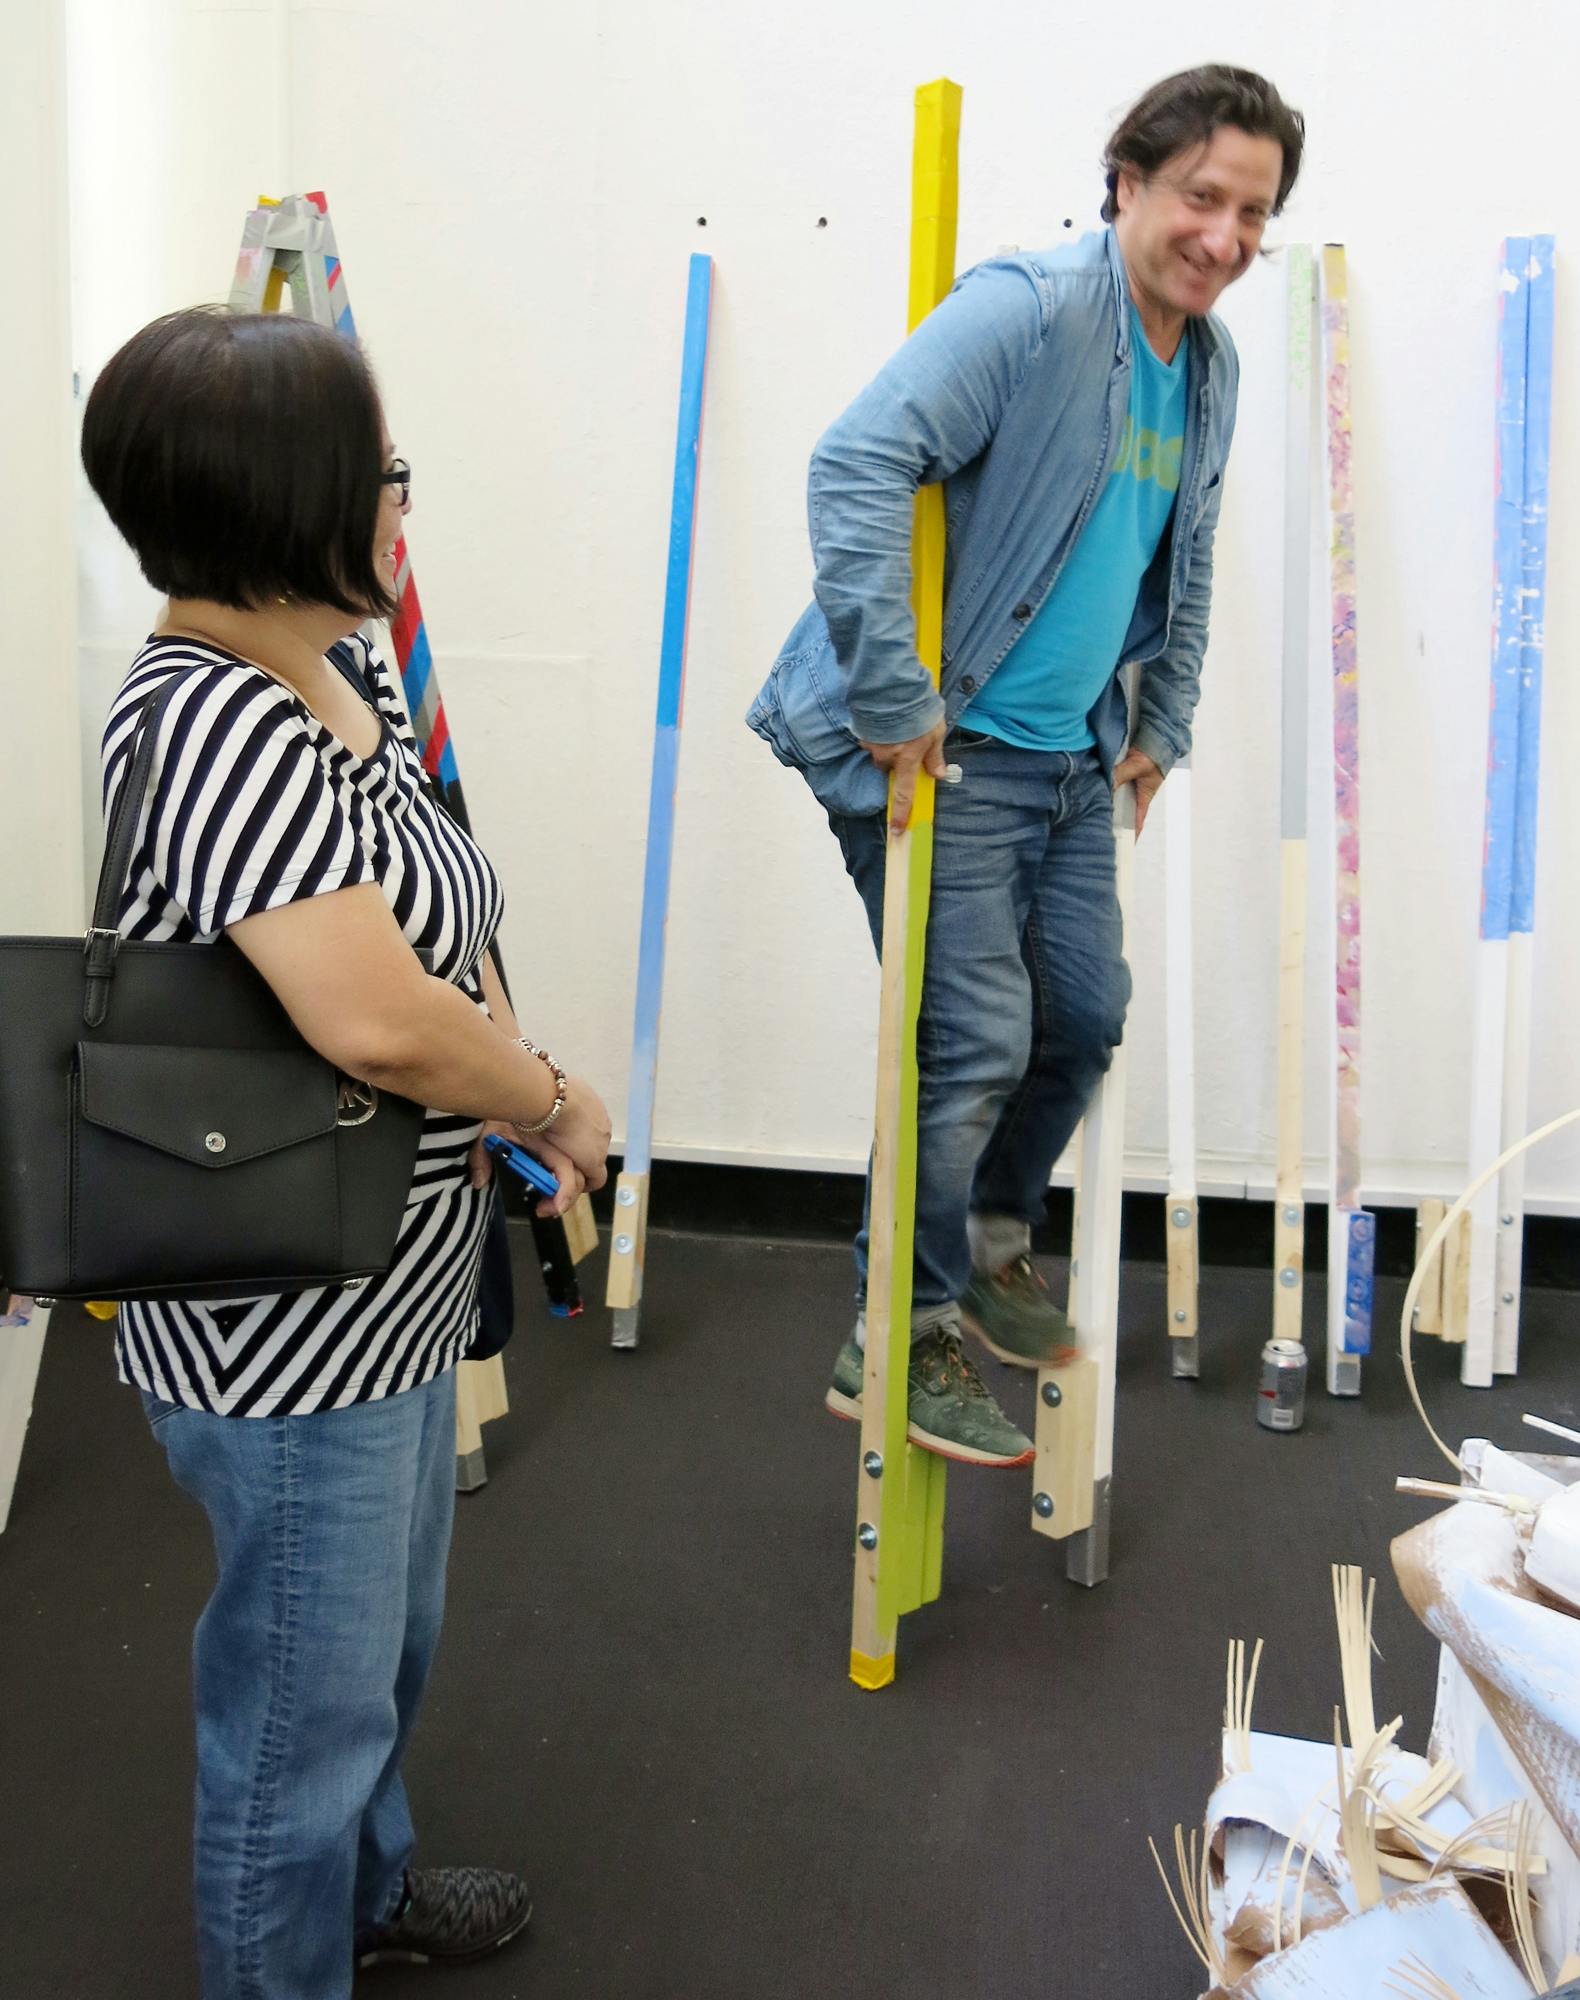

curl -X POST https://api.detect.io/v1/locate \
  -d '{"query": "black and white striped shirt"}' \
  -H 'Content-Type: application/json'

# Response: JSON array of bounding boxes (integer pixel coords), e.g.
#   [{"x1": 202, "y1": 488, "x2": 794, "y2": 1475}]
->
[{"x1": 100, "y1": 632, "x2": 504, "y2": 1416}]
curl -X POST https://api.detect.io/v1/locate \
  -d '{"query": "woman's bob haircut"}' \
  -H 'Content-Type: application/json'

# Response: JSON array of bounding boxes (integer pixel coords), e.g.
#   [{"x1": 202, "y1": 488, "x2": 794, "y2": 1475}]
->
[{"x1": 82, "y1": 306, "x2": 398, "y2": 621}]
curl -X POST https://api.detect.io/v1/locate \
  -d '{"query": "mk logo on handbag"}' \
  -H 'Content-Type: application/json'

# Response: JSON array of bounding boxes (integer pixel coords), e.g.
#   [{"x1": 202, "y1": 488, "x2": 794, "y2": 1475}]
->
[{"x1": 336, "y1": 1079, "x2": 379, "y2": 1127}]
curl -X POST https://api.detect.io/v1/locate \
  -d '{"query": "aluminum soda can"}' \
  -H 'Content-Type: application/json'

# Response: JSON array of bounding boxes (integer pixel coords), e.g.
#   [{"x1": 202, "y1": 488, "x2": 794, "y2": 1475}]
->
[{"x1": 1257, "y1": 1338, "x2": 1307, "y2": 1432}]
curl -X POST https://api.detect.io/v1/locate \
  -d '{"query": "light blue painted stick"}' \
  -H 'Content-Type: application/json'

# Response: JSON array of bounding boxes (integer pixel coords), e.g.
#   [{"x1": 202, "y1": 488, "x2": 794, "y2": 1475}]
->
[
  {"x1": 1466, "y1": 237, "x2": 1550, "y2": 1384},
  {"x1": 1489, "y1": 236, "x2": 1556, "y2": 1375},
  {"x1": 607, "y1": 254, "x2": 714, "y2": 1348},
  {"x1": 1511, "y1": 237, "x2": 1554, "y2": 938},
  {"x1": 1478, "y1": 239, "x2": 1531, "y2": 948}
]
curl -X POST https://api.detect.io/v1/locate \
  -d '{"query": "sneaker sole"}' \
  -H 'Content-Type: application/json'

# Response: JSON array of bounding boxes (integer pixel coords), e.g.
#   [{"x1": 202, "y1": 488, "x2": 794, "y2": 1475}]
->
[
  {"x1": 959, "y1": 1307, "x2": 1079, "y2": 1372},
  {"x1": 823, "y1": 1385, "x2": 1033, "y2": 1469},
  {"x1": 356, "y1": 1901, "x2": 533, "y2": 1969}
]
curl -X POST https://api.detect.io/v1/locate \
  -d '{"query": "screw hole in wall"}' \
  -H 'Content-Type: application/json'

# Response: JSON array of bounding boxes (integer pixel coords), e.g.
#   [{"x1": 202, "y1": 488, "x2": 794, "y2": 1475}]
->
[
  {"x1": 696, "y1": 216, "x2": 707, "y2": 227},
  {"x1": 817, "y1": 216, "x2": 828, "y2": 228},
  {"x1": 1063, "y1": 217, "x2": 1072, "y2": 228}
]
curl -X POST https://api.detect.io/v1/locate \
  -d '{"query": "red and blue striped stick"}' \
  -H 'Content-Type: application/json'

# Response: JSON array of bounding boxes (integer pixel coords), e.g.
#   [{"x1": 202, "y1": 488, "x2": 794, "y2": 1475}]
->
[
  {"x1": 229, "y1": 193, "x2": 583, "y2": 1314},
  {"x1": 297, "y1": 194, "x2": 463, "y2": 810}
]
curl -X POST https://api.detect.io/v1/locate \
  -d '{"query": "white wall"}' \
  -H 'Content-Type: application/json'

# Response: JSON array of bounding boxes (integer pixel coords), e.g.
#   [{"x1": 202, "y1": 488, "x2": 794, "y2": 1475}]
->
[
  {"x1": 63, "y1": 0, "x2": 1580, "y2": 1208},
  {"x1": 5, "y1": 0, "x2": 81, "y2": 932}
]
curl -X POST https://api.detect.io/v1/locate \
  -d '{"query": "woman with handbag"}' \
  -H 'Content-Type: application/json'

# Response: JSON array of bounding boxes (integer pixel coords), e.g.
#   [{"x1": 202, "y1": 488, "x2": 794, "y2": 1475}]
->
[{"x1": 79, "y1": 305, "x2": 611, "y2": 1998}]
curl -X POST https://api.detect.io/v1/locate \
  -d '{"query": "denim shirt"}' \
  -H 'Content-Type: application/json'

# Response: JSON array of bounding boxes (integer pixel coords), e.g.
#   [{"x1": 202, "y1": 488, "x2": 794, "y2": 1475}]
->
[{"x1": 745, "y1": 226, "x2": 1240, "y2": 815}]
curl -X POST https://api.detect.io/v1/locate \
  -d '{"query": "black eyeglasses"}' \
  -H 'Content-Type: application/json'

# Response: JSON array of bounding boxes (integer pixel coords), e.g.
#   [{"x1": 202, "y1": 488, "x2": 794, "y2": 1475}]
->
[{"x1": 378, "y1": 458, "x2": 411, "y2": 508}]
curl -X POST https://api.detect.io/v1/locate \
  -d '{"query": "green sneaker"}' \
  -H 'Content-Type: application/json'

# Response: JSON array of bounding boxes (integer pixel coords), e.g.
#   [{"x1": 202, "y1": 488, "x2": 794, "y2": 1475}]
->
[
  {"x1": 961, "y1": 1254, "x2": 1079, "y2": 1369},
  {"x1": 825, "y1": 1334, "x2": 865, "y2": 1421},
  {"x1": 824, "y1": 1326, "x2": 1034, "y2": 1468}
]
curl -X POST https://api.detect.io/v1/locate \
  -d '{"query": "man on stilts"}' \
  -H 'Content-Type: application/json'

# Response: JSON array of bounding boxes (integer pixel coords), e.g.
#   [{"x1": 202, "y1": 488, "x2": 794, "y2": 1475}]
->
[{"x1": 749, "y1": 66, "x2": 1304, "y2": 1464}]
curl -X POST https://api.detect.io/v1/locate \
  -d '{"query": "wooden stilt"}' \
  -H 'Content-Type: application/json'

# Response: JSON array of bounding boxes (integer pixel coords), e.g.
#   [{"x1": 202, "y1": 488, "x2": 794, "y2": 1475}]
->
[
  {"x1": 562, "y1": 1195, "x2": 599, "y2": 1267},
  {"x1": 607, "y1": 254, "x2": 715, "y2": 1351},
  {"x1": 1274, "y1": 246, "x2": 1315, "y2": 1358},
  {"x1": 1059, "y1": 775, "x2": 1134, "y2": 1585},
  {"x1": 0, "y1": 1297, "x2": 47, "y2": 1534},
  {"x1": 229, "y1": 195, "x2": 596, "y2": 1494},
  {"x1": 1463, "y1": 236, "x2": 1553, "y2": 1385},
  {"x1": 1319, "y1": 244, "x2": 1371, "y2": 1397},
  {"x1": 1411, "y1": 1199, "x2": 1447, "y2": 1336},
  {"x1": 849, "y1": 78, "x2": 961, "y2": 1691},
  {"x1": 1034, "y1": 737, "x2": 1134, "y2": 1574},
  {"x1": 1164, "y1": 765, "x2": 1200, "y2": 1379},
  {"x1": 1441, "y1": 1210, "x2": 1472, "y2": 1346}
]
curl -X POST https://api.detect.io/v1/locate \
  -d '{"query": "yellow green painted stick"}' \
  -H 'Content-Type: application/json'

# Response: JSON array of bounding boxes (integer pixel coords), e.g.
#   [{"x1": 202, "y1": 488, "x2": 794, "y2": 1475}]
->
[{"x1": 849, "y1": 77, "x2": 962, "y2": 1692}]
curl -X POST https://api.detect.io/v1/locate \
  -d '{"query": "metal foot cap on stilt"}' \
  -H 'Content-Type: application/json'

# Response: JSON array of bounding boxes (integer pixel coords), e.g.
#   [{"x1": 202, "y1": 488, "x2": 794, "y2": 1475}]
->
[
  {"x1": 1328, "y1": 1354, "x2": 1363, "y2": 1398},
  {"x1": 610, "y1": 1307, "x2": 641, "y2": 1351}
]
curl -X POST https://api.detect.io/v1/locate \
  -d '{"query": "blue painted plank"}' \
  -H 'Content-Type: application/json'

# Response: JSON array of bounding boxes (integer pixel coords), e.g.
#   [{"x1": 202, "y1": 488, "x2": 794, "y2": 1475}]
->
[
  {"x1": 1480, "y1": 239, "x2": 1530, "y2": 944},
  {"x1": 622, "y1": 254, "x2": 714, "y2": 1172},
  {"x1": 1342, "y1": 1210, "x2": 1376, "y2": 1355},
  {"x1": 1511, "y1": 236, "x2": 1555, "y2": 936}
]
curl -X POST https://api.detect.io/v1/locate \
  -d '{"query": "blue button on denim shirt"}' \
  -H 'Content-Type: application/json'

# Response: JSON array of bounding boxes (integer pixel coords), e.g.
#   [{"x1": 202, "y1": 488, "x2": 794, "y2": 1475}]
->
[{"x1": 746, "y1": 226, "x2": 1240, "y2": 815}]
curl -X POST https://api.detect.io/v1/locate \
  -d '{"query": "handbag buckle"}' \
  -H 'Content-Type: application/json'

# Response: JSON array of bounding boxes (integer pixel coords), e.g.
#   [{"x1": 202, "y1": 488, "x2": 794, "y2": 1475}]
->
[{"x1": 336, "y1": 1078, "x2": 379, "y2": 1127}]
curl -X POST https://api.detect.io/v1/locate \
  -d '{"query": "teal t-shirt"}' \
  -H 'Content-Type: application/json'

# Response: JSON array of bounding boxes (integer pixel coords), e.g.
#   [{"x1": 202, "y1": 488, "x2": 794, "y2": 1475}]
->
[{"x1": 963, "y1": 307, "x2": 1188, "y2": 750}]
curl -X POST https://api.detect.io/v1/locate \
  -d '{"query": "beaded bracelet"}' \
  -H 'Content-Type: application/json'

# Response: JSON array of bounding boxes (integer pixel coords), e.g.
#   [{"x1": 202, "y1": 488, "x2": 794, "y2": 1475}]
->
[{"x1": 515, "y1": 1039, "x2": 568, "y2": 1134}]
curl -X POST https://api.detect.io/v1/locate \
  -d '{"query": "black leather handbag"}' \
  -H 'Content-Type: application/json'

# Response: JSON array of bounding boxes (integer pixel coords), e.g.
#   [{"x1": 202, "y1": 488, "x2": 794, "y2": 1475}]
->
[{"x1": 0, "y1": 671, "x2": 424, "y2": 1303}]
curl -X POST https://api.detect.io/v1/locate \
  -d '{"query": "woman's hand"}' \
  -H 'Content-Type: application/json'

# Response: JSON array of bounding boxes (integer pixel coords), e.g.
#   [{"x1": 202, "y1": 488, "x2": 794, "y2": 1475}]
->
[
  {"x1": 526, "y1": 1075, "x2": 611, "y2": 1191},
  {"x1": 468, "y1": 1119, "x2": 589, "y2": 1219}
]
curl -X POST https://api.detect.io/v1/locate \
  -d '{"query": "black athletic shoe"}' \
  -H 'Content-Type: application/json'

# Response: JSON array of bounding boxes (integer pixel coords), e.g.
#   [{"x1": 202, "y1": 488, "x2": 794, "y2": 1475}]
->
[{"x1": 355, "y1": 1865, "x2": 533, "y2": 1969}]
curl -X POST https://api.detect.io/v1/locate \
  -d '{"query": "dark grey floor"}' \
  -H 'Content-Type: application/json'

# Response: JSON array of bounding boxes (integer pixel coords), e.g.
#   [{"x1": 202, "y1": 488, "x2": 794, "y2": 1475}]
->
[{"x1": 3, "y1": 1231, "x2": 1577, "y2": 2000}]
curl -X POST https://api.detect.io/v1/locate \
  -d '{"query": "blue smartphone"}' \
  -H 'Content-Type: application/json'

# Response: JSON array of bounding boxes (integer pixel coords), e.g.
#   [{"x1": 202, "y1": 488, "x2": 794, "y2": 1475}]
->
[{"x1": 484, "y1": 1133, "x2": 561, "y2": 1203}]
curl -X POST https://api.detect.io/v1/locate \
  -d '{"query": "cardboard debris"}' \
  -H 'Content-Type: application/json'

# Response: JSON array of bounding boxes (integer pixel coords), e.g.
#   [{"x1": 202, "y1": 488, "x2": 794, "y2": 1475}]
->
[{"x1": 1227, "y1": 1878, "x2": 1531, "y2": 1998}]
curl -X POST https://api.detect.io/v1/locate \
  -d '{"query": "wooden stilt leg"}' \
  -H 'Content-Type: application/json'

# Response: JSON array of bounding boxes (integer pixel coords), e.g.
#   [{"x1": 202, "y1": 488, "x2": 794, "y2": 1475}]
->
[
  {"x1": 1274, "y1": 246, "x2": 1315, "y2": 1369},
  {"x1": 848, "y1": 77, "x2": 961, "y2": 1690},
  {"x1": 1032, "y1": 758, "x2": 1133, "y2": 1583},
  {"x1": 1412, "y1": 1199, "x2": 1447, "y2": 1336},
  {"x1": 0, "y1": 1299, "x2": 47, "y2": 1535},
  {"x1": 1164, "y1": 766, "x2": 1200, "y2": 1380},
  {"x1": 455, "y1": 1361, "x2": 488, "y2": 1492}
]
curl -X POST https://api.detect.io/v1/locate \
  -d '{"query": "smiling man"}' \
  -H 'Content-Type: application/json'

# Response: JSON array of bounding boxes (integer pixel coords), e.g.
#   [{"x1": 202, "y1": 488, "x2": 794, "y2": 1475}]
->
[{"x1": 748, "y1": 66, "x2": 1304, "y2": 1465}]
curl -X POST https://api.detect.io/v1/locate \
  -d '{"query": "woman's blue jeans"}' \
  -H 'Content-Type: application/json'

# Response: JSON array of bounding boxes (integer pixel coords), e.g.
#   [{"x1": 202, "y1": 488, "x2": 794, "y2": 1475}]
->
[
  {"x1": 829, "y1": 735, "x2": 1132, "y2": 1318},
  {"x1": 142, "y1": 1367, "x2": 457, "y2": 1999}
]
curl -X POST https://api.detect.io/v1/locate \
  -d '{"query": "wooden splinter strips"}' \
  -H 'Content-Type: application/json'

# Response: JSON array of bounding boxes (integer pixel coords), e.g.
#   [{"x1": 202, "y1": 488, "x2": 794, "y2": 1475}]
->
[
  {"x1": 1223, "y1": 1635, "x2": 1266, "y2": 1775},
  {"x1": 1399, "y1": 1105, "x2": 1580, "y2": 1473},
  {"x1": 1395, "y1": 1476, "x2": 1538, "y2": 1516},
  {"x1": 1523, "y1": 1411, "x2": 1580, "y2": 1447},
  {"x1": 1383, "y1": 1956, "x2": 1463, "y2": 2000}
]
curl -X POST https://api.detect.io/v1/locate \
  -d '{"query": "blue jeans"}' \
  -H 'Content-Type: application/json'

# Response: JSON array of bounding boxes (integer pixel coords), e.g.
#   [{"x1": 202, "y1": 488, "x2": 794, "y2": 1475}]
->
[
  {"x1": 142, "y1": 1369, "x2": 458, "y2": 2000},
  {"x1": 830, "y1": 735, "x2": 1131, "y2": 1318}
]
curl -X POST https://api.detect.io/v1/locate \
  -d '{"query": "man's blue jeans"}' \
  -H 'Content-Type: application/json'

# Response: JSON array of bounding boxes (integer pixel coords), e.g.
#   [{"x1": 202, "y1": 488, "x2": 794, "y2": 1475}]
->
[
  {"x1": 142, "y1": 1368, "x2": 457, "y2": 2000},
  {"x1": 829, "y1": 735, "x2": 1131, "y2": 1320}
]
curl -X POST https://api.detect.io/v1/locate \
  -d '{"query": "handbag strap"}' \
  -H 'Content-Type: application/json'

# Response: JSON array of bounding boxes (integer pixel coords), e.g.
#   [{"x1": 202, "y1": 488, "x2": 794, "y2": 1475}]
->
[{"x1": 83, "y1": 671, "x2": 203, "y2": 1027}]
